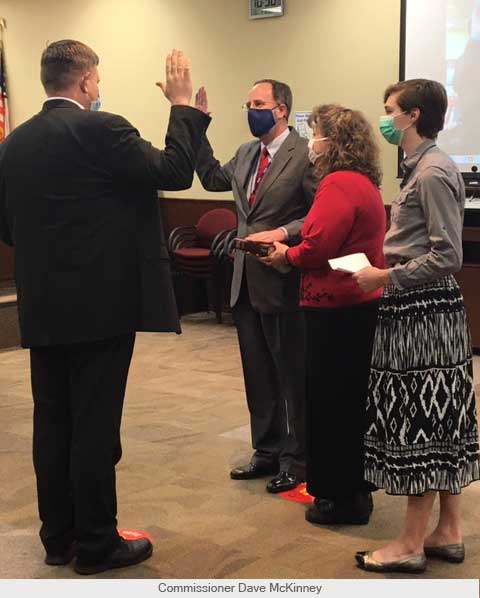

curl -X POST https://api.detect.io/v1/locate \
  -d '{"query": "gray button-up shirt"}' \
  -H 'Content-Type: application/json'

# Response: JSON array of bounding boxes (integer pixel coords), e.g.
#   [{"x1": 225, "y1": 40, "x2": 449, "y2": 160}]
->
[{"x1": 385, "y1": 139, "x2": 465, "y2": 289}]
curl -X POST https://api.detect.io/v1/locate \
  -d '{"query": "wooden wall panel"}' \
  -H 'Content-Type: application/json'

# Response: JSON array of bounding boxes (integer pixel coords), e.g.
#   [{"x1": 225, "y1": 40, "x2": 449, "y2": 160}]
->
[
  {"x1": 455, "y1": 265, "x2": 480, "y2": 350},
  {"x1": 0, "y1": 242, "x2": 14, "y2": 285},
  {"x1": 159, "y1": 198, "x2": 235, "y2": 238},
  {"x1": 0, "y1": 198, "x2": 236, "y2": 286},
  {"x1": 2, "y1": 198, "x2": 480, "y2": 349}
]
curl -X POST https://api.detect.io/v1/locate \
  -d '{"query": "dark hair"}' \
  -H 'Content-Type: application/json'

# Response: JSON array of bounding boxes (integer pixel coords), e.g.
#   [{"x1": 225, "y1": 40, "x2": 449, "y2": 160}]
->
[
  {"x1": 254, "y1": 78, "x2": 292, "y2": 120},
  {"x1": 383, "y1": 79, "x2": 447, "y2": 139},
  {"x1": 41, "y1": 39, "x2": 99, "y2": 93},
  {"x1": 308, "y1": 104, "x2": 382, "y2": 187}
]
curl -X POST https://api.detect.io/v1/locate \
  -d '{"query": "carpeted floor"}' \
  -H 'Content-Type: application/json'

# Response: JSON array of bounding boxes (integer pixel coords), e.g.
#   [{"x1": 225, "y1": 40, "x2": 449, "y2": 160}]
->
[
  {"x1": 0, "y1": 287, "x2": 20, "y2": 349},
  {"x1": 1, "y1": 313, "x2": 479, "y2": 579}
]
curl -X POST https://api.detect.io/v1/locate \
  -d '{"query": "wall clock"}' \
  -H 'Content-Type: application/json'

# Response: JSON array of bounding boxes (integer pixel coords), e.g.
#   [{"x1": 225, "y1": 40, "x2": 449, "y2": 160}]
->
[{"x1": 249, "y1": 0, "x2": 284, "y2": 20}]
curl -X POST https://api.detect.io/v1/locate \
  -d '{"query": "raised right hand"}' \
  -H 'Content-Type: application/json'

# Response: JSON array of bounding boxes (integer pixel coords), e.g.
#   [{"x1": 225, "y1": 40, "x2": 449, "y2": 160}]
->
[
  {"x1": 195, "y1": 86, "x2": 209, "y2": 114},
  {"x1": 156, "y1": 49, "x2": 192, "y2": 106}
]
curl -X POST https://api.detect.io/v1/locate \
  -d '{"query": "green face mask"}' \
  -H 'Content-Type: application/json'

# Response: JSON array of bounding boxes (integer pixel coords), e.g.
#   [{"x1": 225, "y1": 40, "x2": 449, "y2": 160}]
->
[{"x1": 379, "y1": 113, "x2": 405, "y2": 145}]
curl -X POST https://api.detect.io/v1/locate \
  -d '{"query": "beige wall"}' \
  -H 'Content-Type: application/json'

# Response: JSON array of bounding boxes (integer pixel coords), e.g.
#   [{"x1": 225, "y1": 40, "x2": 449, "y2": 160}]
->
[{"x1": 0, "y1": 0, "x2": 401, "y2": 201}]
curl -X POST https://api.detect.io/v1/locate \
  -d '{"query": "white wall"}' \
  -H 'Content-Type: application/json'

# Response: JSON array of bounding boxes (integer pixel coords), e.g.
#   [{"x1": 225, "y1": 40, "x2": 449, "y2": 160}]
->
[{"x1": 0, "y1": 0, "x2": 402, "y2": 201}]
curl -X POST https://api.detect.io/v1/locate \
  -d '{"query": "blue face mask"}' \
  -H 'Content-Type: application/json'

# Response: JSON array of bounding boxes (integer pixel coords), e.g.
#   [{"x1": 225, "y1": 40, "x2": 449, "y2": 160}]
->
[
  {"x1": 90, "y1": 95, "x2": 101, "y2": 112},
  {"x1": 248, "y1": 108, "x2": 276, "y2": 138}
]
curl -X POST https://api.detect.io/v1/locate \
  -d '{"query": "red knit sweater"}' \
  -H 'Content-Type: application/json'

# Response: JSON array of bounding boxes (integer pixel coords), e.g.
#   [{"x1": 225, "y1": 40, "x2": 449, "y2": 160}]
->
[{"x1": 287, "y1": 170, "x2": 386, "y2": 308}]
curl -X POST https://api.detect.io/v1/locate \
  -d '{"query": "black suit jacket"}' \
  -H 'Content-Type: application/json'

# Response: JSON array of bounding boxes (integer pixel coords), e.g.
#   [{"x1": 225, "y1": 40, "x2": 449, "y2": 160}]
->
[{"x1": 0, "y1": 100, "x2": 210, "y2": 347}]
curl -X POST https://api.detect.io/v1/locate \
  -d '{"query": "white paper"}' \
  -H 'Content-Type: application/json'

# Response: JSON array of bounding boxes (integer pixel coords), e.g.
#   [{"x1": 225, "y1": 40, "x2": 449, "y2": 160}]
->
[
  {"x1": 328, "y1": 252, "x2": 371, "y2": 274},
  {"x1": 294, "y1": 111, "x2": 312, "y2": 139}
]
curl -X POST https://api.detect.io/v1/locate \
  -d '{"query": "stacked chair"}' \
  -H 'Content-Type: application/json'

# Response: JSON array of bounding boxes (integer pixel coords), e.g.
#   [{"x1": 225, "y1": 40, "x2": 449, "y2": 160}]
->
[{"x1": 168, "y1": 208, "x2": 237, "y2": 322}]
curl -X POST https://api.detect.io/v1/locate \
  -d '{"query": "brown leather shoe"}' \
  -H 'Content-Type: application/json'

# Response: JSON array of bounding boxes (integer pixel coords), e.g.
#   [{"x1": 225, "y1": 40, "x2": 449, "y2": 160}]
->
[
  {"x1": 355, "y1": 550, "x2": 427, "y2": 574},
  {"x1": 424, "y1": 543, "x2": 465, "y2": 563}
]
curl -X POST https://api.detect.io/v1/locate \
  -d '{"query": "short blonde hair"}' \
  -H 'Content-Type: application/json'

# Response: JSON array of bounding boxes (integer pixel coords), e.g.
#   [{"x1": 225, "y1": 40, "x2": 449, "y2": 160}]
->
[{"x1": 41, "y1": 39, "x2": 99, "y2": 93}]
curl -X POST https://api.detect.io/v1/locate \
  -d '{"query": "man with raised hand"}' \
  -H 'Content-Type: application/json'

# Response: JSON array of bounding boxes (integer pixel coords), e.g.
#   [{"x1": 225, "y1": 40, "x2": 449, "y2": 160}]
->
[
  {"x1": 195, "y1": 81, "x2": 317, "y2": 494},
  {"x1": 0, "y1": 41, "x2": 210, "y2": 575}
]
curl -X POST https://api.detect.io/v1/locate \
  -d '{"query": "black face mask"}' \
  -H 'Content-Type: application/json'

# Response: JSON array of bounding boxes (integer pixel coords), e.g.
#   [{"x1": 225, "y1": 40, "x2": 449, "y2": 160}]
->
[{"x1": 247, "y1": 108, "x2": 276, "y2": 137}]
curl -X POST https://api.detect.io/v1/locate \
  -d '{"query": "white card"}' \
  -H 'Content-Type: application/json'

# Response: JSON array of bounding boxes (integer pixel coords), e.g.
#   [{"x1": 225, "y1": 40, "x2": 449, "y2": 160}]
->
[{"x1": 328, "y1": 253, "x2": 371, "y2": 274}]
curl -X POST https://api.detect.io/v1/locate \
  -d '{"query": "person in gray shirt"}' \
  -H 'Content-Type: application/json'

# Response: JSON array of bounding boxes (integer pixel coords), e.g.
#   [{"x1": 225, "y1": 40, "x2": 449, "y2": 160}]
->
[
  {"x1": 353, "y1": 79, "x2": 479, "y2": 574},
  {"x1": 383, "y1": 139, "x2": 464, "y2": 287}
]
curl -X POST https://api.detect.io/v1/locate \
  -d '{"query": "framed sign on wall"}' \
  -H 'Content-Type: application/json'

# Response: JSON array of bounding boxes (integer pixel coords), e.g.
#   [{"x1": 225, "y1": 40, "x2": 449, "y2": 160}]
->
[{"x1": 249, "y1": 0, "x2": 284, "y2": 20}]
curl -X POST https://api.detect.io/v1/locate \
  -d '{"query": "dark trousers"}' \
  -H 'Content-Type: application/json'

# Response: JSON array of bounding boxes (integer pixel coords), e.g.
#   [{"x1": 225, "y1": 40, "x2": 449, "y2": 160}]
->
[
  {"x1": 305, "y1": 301, "x2": 378, "y2": 500},
  {"x1": 30, "y1": 332, "x2": 135, "y2": 564},
  {"x1": 232, "y1": 281, "x2": 306, "y2": 476}
]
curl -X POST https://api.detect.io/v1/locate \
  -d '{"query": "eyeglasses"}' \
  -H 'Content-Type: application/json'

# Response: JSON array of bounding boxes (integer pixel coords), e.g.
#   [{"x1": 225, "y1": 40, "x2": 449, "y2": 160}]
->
[{"x1": 241, "y1": 102, "x2": 281, "y2": 111}]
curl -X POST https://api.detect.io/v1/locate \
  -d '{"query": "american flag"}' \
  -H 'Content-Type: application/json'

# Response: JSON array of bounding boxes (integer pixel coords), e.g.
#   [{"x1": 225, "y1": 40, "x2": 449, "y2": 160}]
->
[{"x1": 0, "y1": 40, "x2": 10, "y2": 143}]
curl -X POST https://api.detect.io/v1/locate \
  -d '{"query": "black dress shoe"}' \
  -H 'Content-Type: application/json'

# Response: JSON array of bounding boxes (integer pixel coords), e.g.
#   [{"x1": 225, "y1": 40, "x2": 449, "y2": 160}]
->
[
  {"x1": 230, "y1": 462, "x2": 278, "y2": 480},
  {"x1": 306, "y1": 492, "x2": 373, "y2": 525},
  {"x1": 266, "y1": 471, "x2": 303, "y2": 493},
  {"x1": 74, "y1": 538, "x2": 153, "y2": 575},
  {"x1": 45, "y1": 544, "x2": 75, "y2": 566}
]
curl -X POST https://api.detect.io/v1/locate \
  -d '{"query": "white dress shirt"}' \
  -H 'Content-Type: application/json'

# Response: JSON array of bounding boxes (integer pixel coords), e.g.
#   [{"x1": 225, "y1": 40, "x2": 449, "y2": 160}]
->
[{"x1": 45, "y1": 97, "x2": 85, "y2": 110}]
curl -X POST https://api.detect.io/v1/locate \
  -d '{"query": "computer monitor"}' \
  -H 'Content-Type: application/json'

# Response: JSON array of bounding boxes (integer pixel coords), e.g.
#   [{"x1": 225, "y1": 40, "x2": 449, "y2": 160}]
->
[{"x1": 400, "y1": 0, "x2": 480, "y2": 193}]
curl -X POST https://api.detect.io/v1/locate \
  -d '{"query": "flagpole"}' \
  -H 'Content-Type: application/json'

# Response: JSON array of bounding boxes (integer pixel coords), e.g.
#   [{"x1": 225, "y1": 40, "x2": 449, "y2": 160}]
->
[{"x1": 0, "y1": 18, "x2": 10, "y2": 140}]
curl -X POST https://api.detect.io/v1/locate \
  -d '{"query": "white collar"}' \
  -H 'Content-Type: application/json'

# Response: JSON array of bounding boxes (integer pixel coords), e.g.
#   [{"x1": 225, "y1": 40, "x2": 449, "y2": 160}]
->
[
  {"x1": 261, "y1": 127, "x2": 290, "y2": 157},
  {"x1": 45, "y1": 97, "x2": 85, "y2": 110}
]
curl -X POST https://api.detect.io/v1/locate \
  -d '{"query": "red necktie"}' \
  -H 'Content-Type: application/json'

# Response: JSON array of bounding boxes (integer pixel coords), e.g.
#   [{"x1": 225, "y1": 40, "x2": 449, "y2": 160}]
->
[{"x1": 248, "y1": 147, "x2": 270, "y2": 206}]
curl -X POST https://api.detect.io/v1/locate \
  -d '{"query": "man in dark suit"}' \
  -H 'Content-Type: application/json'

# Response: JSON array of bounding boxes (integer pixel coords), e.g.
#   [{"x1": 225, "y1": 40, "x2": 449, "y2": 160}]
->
[
  {"x1": 0, "y1": 40, "x2": 210, "y2": 575},
  {"x1": 195, "y1": 80, "x2": 317, "y2": 493}
]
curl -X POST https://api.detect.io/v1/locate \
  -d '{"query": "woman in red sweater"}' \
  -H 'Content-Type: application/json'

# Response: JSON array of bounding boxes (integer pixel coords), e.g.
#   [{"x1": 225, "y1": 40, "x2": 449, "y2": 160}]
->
[{"x1": 266, "y1": 104, "x2": 386, "y2": 524}]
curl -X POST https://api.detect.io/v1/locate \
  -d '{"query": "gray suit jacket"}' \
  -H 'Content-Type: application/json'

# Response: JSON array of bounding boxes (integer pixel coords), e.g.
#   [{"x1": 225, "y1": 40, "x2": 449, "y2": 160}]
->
[{"x1": 196, "y1": 128, "x2": 318, "y2": 312}]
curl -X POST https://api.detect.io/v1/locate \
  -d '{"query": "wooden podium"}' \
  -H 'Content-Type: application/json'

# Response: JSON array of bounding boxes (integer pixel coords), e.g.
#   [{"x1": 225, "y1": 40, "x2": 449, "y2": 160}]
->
[{"x1": 0, "y1": 241, "x2": 13, "y2": 287}]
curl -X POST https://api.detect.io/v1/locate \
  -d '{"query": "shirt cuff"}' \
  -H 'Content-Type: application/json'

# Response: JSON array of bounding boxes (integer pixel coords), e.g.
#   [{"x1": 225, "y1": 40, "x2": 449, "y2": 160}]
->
[
  {"x1": 280, "y1": 226, "x2": 289, "y2": 241},
  {"x1": 387, "y1": 267, "x2": 403, "y2": 289}
]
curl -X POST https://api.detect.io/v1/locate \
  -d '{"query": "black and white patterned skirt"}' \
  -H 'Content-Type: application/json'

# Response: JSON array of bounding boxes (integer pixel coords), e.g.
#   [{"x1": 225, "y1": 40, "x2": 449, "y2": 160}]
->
[{"x1": 364, "y1": 275, "x2": 480, "y2": 495}]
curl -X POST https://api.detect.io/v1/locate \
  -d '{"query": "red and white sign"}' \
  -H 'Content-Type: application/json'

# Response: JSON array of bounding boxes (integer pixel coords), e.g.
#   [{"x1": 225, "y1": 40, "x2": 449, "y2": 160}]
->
[
  {"x1": 118, "y1": 529, "x2": 153, "y2": 542},
  {"x1": 278, "y1": 482, "x2": 313, "y2": 503}
]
